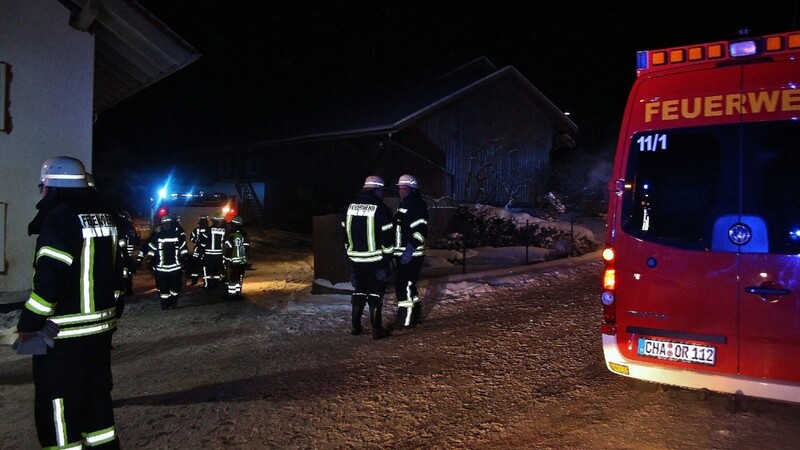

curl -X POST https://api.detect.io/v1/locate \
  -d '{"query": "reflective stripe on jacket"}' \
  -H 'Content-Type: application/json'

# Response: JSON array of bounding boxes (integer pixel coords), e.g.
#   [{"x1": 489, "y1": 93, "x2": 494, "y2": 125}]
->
[
  {"x1": 342, "y1": 191, "x2": 394, "y2": 264},
  {"x1": 393, "y1": 190, "x2": 429, "y2": 257},
  {"x1": 18, "y1": 190, "x2": 124, "y2": 337}
]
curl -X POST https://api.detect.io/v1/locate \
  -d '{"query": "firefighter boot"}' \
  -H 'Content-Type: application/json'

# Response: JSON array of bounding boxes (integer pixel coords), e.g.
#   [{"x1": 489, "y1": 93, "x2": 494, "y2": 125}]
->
[
  {"x1": 351, "y1": 299, "x2": 365, "y2": 336},
  {"x1": 370, "y1": 307, "x2": 384, "y2": 340},
  {"x1": 410, "y1": 301, "x2": 422, "y2": 328}
]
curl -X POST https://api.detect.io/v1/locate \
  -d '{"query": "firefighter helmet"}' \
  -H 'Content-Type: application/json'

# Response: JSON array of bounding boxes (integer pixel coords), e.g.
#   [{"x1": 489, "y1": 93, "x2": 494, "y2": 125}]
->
[
  {"x1": 212, "y1": 214, "x2": 225, "y2": 222},
  {"x1": 397, "y1": 174, "x2": 418, "y2": 188},
  {"x1": 160, "y1": 215, "x2": 174, "y2": 224},
  {"x1": 362, "y1": 175, "x2": 384, "y2": 189},
  {"x1": 118, "y1": 211, "x2": 131, "y2": 221},
  {"x1": 40, "y1": 156, "x2": 88, "y2": 188},
  {"x1": 231, "y1": 216, "x2": 244, "y2": 225}
]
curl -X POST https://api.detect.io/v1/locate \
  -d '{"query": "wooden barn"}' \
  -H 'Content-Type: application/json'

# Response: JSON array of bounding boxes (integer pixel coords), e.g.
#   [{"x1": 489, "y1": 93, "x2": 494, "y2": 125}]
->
[{"x1": 211, "y1": 57, "x2": 577, "y2": 230}]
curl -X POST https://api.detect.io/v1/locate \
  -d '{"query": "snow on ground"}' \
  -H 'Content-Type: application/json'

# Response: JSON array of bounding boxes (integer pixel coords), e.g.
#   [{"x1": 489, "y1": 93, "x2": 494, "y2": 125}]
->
[{"x1": 0, "y1": 214, "x2": 603, "y2": 344}]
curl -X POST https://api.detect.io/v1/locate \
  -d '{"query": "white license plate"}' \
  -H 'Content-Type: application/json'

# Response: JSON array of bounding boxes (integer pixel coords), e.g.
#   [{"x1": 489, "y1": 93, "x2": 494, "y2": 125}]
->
[{"x1": 637, "y1": 337, "x2": 716, "y2": 366}]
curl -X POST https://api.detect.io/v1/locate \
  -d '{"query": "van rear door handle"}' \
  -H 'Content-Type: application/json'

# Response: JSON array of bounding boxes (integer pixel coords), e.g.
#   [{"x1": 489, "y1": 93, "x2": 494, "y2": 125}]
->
[{"x1": 744, "y1": 286, "x2": 791, "y2": 296}]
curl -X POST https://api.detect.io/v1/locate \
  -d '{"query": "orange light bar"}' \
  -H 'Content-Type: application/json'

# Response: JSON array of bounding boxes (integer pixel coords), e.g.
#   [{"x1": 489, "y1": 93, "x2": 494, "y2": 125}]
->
[
  {"x1": 669, "y1": 48, "x2": 686, "y2": 63},
  {"x1": 688, "y1": 46, "x2": 704, "y2": 61},
  {"x1": 707, "y1": 44, "x2": 724, "y2": 59},
  {"x1": 789, "y1": 33, "x2": 800, "y2": 49},
  {"x1": 766, "y1": 36, "x2": 784, "y2": 52},
  {"x1": 651, "y1": 51, "x2": 667, "y2": 66}
]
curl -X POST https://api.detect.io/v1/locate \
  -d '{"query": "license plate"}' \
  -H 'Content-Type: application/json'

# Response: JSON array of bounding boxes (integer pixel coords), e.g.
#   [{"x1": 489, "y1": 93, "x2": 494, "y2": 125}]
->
[{"x1": 637, "y1": 337, "x2": 716, "y2": 366}]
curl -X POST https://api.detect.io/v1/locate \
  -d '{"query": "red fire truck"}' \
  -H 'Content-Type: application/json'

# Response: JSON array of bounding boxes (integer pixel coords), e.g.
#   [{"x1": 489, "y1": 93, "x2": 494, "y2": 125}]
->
[{"x1": 602, "y1": 30, "x2": 800, "y2": 403}]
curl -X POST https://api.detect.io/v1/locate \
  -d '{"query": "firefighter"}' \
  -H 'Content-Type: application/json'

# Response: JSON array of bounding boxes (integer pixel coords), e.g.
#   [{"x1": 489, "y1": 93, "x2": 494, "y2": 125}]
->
[
  {"x1": 117, "y1": 210, "x2": 140, "y2": 296},
  {"x1": 341, "y1": 175, "x2": 394, "y2": 339},
  {"x1": 392, "y1": 174, "x2": 429, "y2": 329},
  {"x1": 201, "y1": 213, "x2": 227, "y2": 288},
  {"x1": 16, "y1": 156, "x2": 124, "y2": 448},
  {"x1": 143, "y1": 215, "x2": 188, "y2": 309},
  {"x1": 223, "y1": 216, "x2": 249, "y2": 298},
  {"x1": 188, "y1": 215, "x2": 209, "y2": 285}
]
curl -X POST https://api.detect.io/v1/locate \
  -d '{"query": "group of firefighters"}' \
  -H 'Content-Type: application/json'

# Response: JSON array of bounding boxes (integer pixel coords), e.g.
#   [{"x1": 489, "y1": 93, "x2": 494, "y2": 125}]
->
[
  {"x1": 134, "y1": 212, "x2": 250, "y2": 309},
  {"x1": 342, "y1": 173, "x2": 429, "y2": 340},
  {"x1": 15, "y1": 156, "x2": 421, "y2": 448}
]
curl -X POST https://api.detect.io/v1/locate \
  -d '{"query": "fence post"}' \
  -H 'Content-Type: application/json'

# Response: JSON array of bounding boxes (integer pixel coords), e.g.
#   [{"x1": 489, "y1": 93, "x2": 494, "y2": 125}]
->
[
  {"x1": 525, "y1": 219, "x2": 529, "y2": 265},
  {"x1": 569, "y1": 214, "x2": 575, "y2": 256}
]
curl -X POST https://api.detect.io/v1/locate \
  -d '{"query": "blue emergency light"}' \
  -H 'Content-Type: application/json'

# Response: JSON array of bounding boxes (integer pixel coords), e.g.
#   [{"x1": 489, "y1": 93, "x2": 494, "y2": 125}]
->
[
  {"x1": 636, "y1": 51, "x2": 649, "y2": 71},
  {"x1": 730, "y1": 39, "x2": 758, "y2": 57}
]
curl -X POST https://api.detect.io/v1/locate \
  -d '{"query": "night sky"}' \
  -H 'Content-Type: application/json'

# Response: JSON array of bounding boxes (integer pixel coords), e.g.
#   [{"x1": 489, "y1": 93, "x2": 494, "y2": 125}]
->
[{"x1": 95, "y1": 1, "x2": 800, "y2": 162}]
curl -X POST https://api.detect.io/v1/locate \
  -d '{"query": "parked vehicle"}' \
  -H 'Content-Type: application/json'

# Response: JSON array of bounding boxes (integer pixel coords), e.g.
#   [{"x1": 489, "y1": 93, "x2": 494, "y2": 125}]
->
[{"x1": 601, "y1": 30, "x2": 800, "y2": 403}]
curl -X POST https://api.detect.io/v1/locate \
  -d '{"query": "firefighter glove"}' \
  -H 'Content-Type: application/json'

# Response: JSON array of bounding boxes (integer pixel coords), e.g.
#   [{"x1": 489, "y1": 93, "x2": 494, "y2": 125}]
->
[
  {"x1": 376, "y1": 268, "x2": 387, "y2": 281},
  {"x1": 400, "y1": 243, "x2": 415, "y2": 265}
]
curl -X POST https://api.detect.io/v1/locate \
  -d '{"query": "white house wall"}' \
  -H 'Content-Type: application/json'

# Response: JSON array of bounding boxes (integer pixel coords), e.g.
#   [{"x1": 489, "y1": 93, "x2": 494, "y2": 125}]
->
[{"x1": 0, "y1": 0, "x2": 94, "y2": 301}]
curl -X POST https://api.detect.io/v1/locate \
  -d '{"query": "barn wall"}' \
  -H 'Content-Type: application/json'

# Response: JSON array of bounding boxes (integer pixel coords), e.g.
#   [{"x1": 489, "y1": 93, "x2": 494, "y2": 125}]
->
[{"x1": 414, "y1": 79, "x2": 555, "y2": 206}]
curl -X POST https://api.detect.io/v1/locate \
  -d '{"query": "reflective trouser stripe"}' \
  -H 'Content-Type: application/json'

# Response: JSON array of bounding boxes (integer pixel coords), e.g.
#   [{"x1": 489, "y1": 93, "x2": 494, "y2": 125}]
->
[
  {"x1": 52, "y1": 398, "x2": 68, "y2": 447},
  {"x1": 41, "y1": 398, "x2": 85, "y2": 448},
  {"x1": 397, "y1": 300, "x2": 414, "y2": 327},
  {"x1": 83, "y1": 425, "x2": 116, "y2": 446}
]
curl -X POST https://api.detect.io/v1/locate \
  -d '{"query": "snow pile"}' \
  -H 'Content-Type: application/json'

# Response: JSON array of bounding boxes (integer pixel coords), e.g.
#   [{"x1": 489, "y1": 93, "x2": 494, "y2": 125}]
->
[{"x1": 467, "y1": 204, "x2": 596, "y2": 243}]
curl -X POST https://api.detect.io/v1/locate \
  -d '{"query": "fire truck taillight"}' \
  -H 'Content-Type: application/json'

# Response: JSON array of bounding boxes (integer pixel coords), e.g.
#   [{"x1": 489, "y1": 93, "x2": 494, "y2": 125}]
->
[
  {"x1": 601, "y1": 246, "x2": 616, "y2": 334},
  {"x1": 601, "y1": 247, "x2": 615, "y2": 298}
]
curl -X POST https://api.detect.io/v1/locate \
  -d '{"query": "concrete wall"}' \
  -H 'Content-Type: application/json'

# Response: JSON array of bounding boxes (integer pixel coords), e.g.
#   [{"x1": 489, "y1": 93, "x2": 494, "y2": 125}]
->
[{"x1": 0, "y1": 0, "x2": 94, "y2": 301}]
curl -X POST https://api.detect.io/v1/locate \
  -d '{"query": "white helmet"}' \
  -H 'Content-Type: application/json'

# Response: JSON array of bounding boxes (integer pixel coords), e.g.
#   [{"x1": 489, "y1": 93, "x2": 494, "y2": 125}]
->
[
  {"x1": 362, "y1": 175, "x2": 385, "y2": 189},
  {"x1": 40, "y1": 156, "x2": 88, "y2": 188},
  {"x1": 397, "y1": 174, "x2": 418, "y2": 188}
]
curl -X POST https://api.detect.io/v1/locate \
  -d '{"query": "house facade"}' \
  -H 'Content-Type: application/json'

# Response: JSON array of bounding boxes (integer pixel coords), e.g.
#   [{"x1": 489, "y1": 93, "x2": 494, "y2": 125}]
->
[{"x1": 0, "y1": 0, "x2": 198, "y2": 304}]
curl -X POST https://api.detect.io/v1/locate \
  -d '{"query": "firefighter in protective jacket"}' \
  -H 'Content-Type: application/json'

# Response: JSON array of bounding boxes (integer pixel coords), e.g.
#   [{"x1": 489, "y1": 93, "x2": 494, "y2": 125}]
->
[
  {"x1": 188, "y1": 215, "x2": 209, "y2": 285},
  {"x1": 117, "y1": 210, "x2": 139, "y2": 296},
  {"x1": 393, "y1": 174, "x2": 428, "y2": 328},
  {"x1": 224, "y1": 216, "x2": 249, "y2": 298},
  {"x1": 201, "y1": 214, "x2": 227, "y2": 288},
  {"x1": 143, "y1": 215, "x2": 189, "y2": 309},
  {"x1": 341, "y1": 175, "x2": 394, "y2": 339},
  {"x1": 16, "y1": 156, "x2": 125, "y2": 449}
]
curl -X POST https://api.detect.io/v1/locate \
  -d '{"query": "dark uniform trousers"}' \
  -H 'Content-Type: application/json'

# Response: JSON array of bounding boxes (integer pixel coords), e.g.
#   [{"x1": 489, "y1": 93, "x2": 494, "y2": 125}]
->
[
  {"x1": 351, "y1": 263, "x2": 386, "y2": 338},
  {"x1": 33, "y1": 331, "x2": 119, "y2": 449},
  {"x1": 203, "y1": 254, "x2": 225, "y2": 286},
  {"x1": 156, "y1": 269, "x2": 183, "y2": 308},
  {"x1": 226, "y1": 262, "x2": 246, "y2": 296}
]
